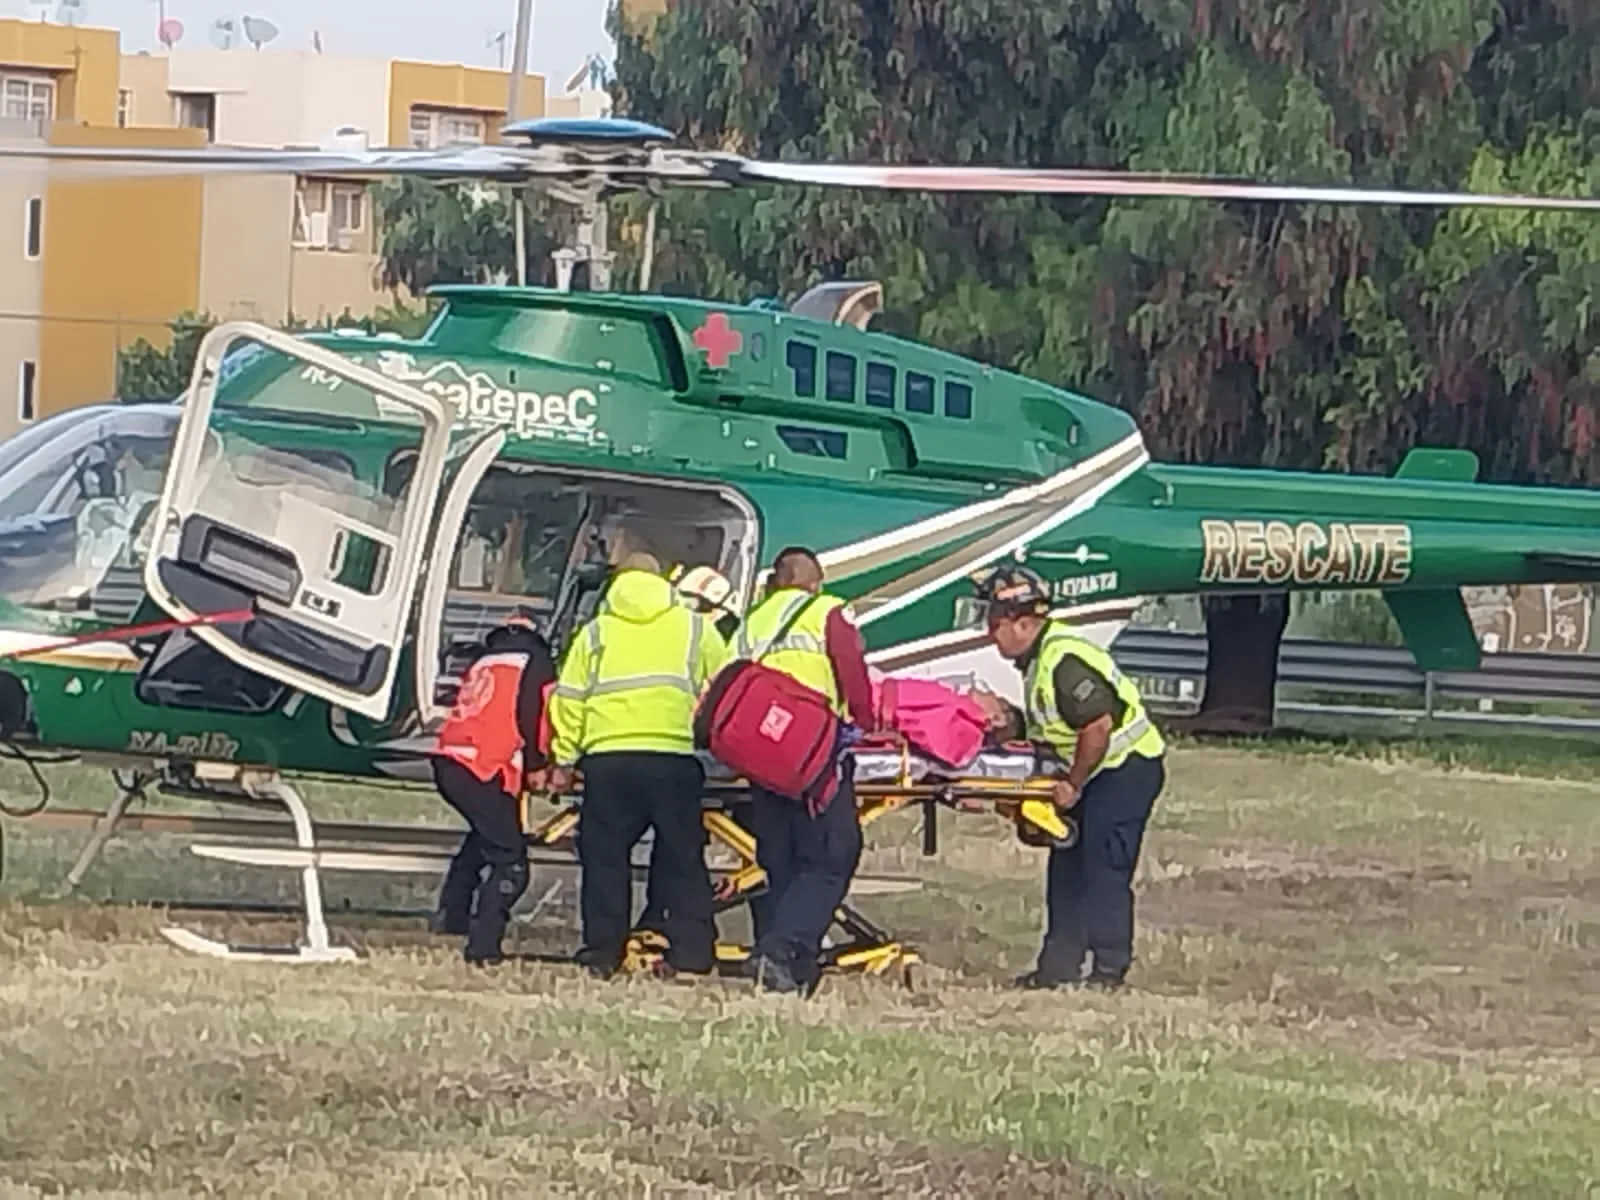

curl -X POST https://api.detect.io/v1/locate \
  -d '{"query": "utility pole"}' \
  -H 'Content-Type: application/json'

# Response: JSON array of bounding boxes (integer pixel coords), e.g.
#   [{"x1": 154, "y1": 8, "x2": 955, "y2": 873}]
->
[{"x1": 506, "y1": 0, "x2": 534, "y2": 285}]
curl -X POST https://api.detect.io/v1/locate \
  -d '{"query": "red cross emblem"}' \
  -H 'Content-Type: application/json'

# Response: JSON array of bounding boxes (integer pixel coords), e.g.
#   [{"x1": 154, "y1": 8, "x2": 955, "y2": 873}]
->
[{"x1": 691, "y1": 312, "x2": 743, "y2": 369}]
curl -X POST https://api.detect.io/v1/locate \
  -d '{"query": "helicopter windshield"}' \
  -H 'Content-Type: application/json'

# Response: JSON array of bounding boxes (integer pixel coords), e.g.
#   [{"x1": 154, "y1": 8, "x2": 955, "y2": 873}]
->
[{"x1": 0, "y1": 404, "x2": 181, "y2": 620}]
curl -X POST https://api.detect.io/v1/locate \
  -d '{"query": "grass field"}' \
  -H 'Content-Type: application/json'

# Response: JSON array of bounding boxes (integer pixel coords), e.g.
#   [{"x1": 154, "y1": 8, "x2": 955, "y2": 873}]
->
[{"x1": 1, "y1": 741, "x2": 1596, "y2": 1196}]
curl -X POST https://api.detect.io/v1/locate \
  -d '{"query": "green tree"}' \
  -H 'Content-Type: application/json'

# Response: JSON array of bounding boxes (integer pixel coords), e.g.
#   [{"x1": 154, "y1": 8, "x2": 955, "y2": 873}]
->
[
  {"x1": 371, "y1": 178, "x2": 557, "y2": 293},
  {"x1": 610, "y1": 0, "x2": 1597, "y2": 730},
  {"x1": 114, "y1": 301, "x2": 436, "y2": 401}
]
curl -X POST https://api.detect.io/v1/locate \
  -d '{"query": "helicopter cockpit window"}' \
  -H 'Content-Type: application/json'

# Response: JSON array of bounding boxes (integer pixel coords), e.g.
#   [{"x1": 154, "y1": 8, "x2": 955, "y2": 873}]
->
[{"x1": 0, "y1": 405, "x2": 181, "y2": 618}]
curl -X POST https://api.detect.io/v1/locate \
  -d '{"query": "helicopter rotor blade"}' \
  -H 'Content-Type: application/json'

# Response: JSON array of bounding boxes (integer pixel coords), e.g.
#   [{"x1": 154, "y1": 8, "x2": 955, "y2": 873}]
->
[
  {"x1": 3, "y1": 132, "x2": 1595, "y2": 212},
  {"x1": 0, "y1": 143, "x2": 539, "y2": 181},
  {"x1": 739, "y1": 162, "x2": 1600, "y2": 211}
]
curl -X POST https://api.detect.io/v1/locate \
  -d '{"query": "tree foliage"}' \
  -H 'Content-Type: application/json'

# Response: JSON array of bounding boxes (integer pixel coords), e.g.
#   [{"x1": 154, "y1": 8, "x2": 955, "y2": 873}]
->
[
  {"x1": 115, "y1": 301, "x2": 435, "y2": 402},
  {"x1": 610, "y1": 0, "x2": 1596, "y2": 483},
  {"x1": 611, "y1": 0, "x2": 1595, "y2": 726},
  {"x1": 370, "y1": 179, "x2": 558, "y2": 294}
]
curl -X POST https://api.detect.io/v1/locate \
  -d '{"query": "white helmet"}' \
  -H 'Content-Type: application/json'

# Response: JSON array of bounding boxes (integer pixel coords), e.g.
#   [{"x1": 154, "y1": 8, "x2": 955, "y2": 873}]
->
[{"x1": 670, "y1": 564, "x2": 737, "y2": 616}]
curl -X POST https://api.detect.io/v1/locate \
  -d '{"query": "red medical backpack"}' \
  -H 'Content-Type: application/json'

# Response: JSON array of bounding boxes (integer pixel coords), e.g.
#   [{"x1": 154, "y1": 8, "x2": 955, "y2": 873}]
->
[{"x1": 693, "y1": 598, "x2": 844, "y2": 810}]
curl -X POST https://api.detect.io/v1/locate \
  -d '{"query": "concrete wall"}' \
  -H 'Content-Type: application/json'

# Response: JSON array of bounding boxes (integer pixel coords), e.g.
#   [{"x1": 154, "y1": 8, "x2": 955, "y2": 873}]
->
[
  {"x1": 116, "y1": 53, "x2": 168, "y2": 128},
  {"x1": 158, "y1": 49, "x2": 390, "y2": 148},
  {"x1": 0, "y1": 133, "x2": 45, "y2": 441},
  {"x1": 386, "y1": 59, "x2": 545, "y2": 143},
  {"x1": 0, "y1": 20, "x2": 120, "y2": 126},
  {"x1": 195, "y1": 173, "x2": 295, "y2": 322},
  {"x1": 39, "y1": 123, "x2": 206, "y2": 416}
]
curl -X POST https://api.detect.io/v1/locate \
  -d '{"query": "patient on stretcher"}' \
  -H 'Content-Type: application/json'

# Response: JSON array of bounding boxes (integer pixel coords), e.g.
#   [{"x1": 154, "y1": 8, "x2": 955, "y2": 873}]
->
[
  {"x1": 856, "y1": 672, "x2": 1028, "y2": 773},
  {"x1": 699, "y1": 674, "x2": 1034, "y2": 783}
]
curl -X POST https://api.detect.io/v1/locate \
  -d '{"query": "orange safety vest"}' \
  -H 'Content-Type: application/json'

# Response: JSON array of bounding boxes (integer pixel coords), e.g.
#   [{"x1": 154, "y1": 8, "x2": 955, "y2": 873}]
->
[{"x1": 434, "y1": 651, "x2": 552, "y2": 796}]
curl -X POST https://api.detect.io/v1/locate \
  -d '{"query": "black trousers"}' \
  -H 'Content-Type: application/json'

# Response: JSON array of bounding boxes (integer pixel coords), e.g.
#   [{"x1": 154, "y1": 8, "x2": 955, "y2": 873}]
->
[
  {"x1": 432, "y1": 757, "x2": 529, "y2": 963},
  {"x1": 638, "y1": 803, "x2": 762, "y2": 938},
  {"x1": 749, "y1": 760, "x2": 862, "y2": 987},
  {"x1": 1038, "y1": 752, "x2": 1166, "y2": 981},
  {"x1": 577, "y1": 751, "x2": 715, "y2": 973}
]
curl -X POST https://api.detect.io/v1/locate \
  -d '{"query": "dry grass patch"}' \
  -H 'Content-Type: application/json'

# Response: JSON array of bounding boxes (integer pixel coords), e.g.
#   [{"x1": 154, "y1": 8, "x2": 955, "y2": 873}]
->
[{"x1": 1, "y1": 745, "x2": 1595, "y2": 1195}]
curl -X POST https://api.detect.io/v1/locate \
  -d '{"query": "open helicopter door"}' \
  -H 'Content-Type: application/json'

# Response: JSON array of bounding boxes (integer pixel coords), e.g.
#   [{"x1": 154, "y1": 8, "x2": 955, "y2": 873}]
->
[
  {"x1": 141, "y1": 322, "x2": 456, "y2": 722},
  {"x1": 412, "y1": 427, "x2": 508, "y2": 728}
]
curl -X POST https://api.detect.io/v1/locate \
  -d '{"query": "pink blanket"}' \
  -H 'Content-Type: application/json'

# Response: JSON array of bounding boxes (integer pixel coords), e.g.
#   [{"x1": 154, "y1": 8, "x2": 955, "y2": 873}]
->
[{"x1": 870, "y1": 673, "x2": 989, "y2": 770}]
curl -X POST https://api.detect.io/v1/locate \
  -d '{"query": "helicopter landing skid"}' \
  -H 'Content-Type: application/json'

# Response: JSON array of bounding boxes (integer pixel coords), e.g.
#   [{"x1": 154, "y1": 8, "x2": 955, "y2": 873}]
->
[{"x1": 160, "y1": 771, "x2": 359, "y2": 965}]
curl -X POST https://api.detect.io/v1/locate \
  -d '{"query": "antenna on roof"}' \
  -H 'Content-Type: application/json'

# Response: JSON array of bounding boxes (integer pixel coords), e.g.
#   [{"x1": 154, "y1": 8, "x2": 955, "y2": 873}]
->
[
  {"x1": 157, "y1": 16, "x2": 184, "y2": 47},
  {"x1": 209, "y1": 17, "x2": 238, "y2": 48},
  {"x1": 487, "y1": 31, "x2": 508, "y2": 70},
  {"x1": 54, "y1": 0, "x2": 87, "y2": 27},
  {"x1": 241, "y1": 15, "x2": 279, "y2": 49}
]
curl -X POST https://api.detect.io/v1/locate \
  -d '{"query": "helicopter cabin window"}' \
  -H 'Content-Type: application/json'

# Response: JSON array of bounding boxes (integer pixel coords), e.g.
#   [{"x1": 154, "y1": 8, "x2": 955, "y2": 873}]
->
[
  {"x1": 825, "y1": 352, "x2": 856, "y2": 403},
  {"x1": 387, "y1": 452, "x2": 760, "y2": 703},
  {"x1": 785, "y1": 340, "x2": 817, "y2": 397},
  {"x1": 905, "y1": 371, "x2": 935, "y2": 414},
  {"x1": 0, "y1": 406, "x2": 184, "y2": 623},
  {"x1": 777, "y1": 425, "x2": 848, "y2": 460},
  {"x1": 944, "y1": 380, "x2": 974, "y2": 420},
  {"x1": 865, "y1": 362, "x2": 896, "y2": 409},
  {"x1": 134, "y1": 629, "x2": 290, "y2": 716},
  {"x1": 494, "y1": 309, "x2": 668, "y2": 386}
]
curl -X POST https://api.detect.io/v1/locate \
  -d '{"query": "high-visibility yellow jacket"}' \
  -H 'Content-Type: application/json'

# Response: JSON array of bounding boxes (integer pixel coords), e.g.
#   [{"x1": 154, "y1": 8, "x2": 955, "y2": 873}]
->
[
  {"x1": 1024, "y1": 623, "x2": 1165, "y2": 777},
  {"x1": 548, "y1": 569, "x2": 730, "y2": 763},
  {"x1": 735, "y1": 587, "x2": 846, "y2": 716}
]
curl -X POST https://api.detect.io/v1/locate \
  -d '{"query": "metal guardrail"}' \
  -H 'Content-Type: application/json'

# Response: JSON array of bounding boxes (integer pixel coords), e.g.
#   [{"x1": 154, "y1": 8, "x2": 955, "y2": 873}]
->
[{"x1": 1110, "y1": 628, "x2": 1600, "y2": 729}]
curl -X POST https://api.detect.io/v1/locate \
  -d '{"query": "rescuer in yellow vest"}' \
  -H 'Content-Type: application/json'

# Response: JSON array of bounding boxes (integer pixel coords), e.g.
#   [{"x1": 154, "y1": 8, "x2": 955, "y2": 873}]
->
[
  {"x1": 736, "y1": 546, "x2": 877, "y2": 995},
  {"x1": 975, "y1": 564, "x2": 1167, "y2": 989},
  {"x1": 635, "y1": 562, "x2": 744, "y2": 943},
  {"x1": 546, "y1": 550, "x2": 730, "y2": 979}
]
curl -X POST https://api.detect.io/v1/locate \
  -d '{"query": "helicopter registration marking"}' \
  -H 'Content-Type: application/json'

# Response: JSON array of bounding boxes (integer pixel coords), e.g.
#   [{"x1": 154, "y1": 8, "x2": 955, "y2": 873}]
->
[
  {"x1": 127, "y1": 730, "x2": 241, "y2": 761},
  {"x1": 1200, "y1": 519, "x2": 1412, "y2": 586}
]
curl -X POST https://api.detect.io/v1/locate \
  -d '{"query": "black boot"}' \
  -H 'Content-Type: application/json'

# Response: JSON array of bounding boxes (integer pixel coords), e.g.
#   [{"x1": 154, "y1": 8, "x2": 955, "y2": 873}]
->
[
  {"x1": 433, "y1": 838, "x2": 485, "y2": 937},
  {"x1": 464, "y1": 860, "x2": 528, "y2": 965}
]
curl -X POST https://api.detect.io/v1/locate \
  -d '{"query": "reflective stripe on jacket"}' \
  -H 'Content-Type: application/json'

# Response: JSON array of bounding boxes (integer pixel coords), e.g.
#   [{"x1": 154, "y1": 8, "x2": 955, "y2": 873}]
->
[
  {"x1": 1024, "y1": 624, "x2": 1165, "y2": 777},
  {"x1": 735, "y1": 587, "x2": 845, "y2": 716},
  {"x1": 548, "y1": 569, "x2": 730, "y2": 762}
]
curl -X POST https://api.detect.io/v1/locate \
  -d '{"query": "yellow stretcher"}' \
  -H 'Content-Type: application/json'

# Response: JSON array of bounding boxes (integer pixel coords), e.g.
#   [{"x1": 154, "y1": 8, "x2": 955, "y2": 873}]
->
[{"x1": 518, "y1": 742, "x2": 1076, "y2": 986}]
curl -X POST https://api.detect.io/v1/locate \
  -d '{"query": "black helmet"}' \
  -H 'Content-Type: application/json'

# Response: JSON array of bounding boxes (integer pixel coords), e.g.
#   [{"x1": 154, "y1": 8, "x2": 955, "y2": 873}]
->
[{"x1": 971, "y1": 563, "x2": 1052, "y2": 619}]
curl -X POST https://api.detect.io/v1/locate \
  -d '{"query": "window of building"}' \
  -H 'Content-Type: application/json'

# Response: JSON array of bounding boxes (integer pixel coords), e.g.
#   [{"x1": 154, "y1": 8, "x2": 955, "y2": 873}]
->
[
  {"x1": 865, "y1": 361, "x2": 896, "y2": 409},
  {"x1": 293, "y1": 179, "x2": 369, "y2": 251},
  {"x1": 905, "y1": 371, "x2": 935, "y2": 414},
  {"x1": 825, "y1": 351, "x2": 856, "y2": 403},
  {"x1": 24, "y1": 197, "x2": 41, "y2": 260},
  {"x1": 785, "y1": 340, "x2": 817, "y2": 397},
  {"x1": 408, "y1": 107, "x2": 487, "y2": 149},
  {"x1": 944, "y1": 379, "x2": 974, "y2": 419},
  {"x1": 116, "y1": 88, "x2": 131, "y2": 128},
  {"x1": 171, "y1": 93, "x2": 216, "y2": 140},
  {"x1": 1, "y1": 73, "x2": 55, "y2": 124},
  {"x1": 777, "y1": 425, "x2": 848, "y2": 460},
  {"x1": 18, "y1": 360, "x2": 36, "y2": 424}
]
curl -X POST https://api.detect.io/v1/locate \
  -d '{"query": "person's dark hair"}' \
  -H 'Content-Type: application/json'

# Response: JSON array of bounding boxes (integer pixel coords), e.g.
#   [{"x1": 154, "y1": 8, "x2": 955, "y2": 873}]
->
[
  {"x1": 483, "y1": 616, "x2": 554, "y2": 674},
  {"x1": 771, "y1": 546, "x2": 823, "y2": 588}
]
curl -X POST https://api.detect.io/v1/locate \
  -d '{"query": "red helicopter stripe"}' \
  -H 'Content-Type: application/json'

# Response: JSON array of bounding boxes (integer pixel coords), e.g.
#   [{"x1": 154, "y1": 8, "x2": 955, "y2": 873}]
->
[{"x1": 0, "y1": 609, "x2": 254, "y2": 662}]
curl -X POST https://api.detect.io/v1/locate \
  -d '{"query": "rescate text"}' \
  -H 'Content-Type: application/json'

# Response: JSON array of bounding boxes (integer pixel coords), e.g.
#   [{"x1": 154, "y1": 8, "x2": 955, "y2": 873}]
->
[{"x1": 1199, "y1": 519, "x2": 1413, "y2": 586}]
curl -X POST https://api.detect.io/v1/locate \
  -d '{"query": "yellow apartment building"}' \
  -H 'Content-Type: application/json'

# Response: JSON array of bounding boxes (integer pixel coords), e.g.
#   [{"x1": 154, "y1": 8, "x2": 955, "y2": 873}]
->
[{"x1": 2, "y1": 16, "x2": 550, "y2": 435}]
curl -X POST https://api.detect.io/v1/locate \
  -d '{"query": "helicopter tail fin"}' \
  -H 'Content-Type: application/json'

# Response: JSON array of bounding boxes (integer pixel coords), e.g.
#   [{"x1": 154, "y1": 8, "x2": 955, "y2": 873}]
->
[
  {"x1": 1394, "y1": 447, "x2": 1479, "y2": 482},
  {"x1": 1383, "y1": 589, "x2": 1482, "y2": 671},
  {"x1": 1377, "y1": 448, "x2": 1484, "y2": 670}
]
